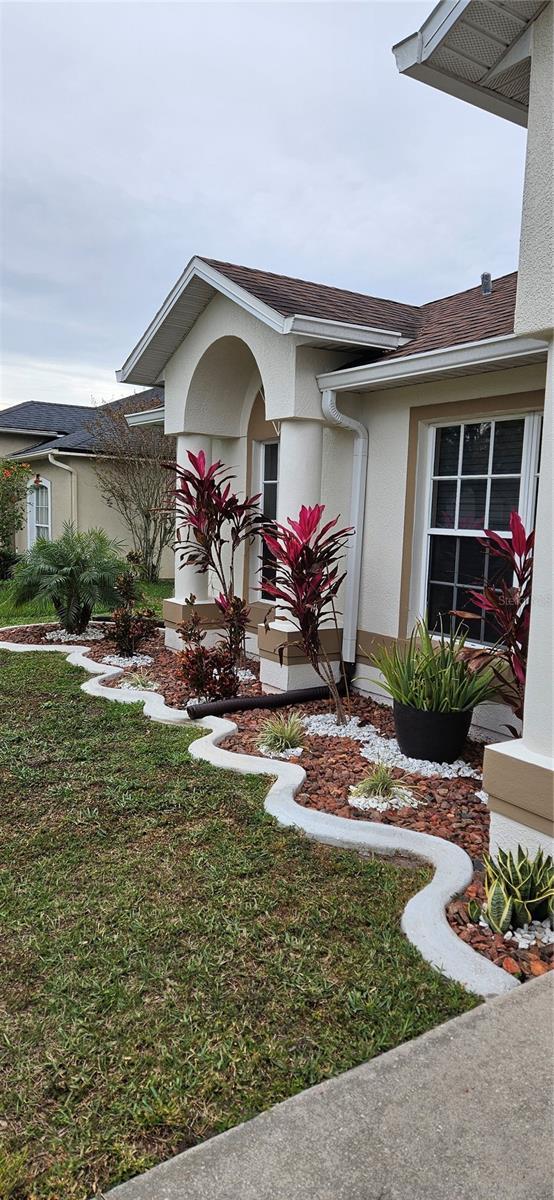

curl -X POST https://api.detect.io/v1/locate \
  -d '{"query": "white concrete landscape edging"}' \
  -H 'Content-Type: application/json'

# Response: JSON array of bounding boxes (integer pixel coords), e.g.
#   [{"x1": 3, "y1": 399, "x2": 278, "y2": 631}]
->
[{"x1": 0, "y1": 630, "x2": 518, "y2": 999}]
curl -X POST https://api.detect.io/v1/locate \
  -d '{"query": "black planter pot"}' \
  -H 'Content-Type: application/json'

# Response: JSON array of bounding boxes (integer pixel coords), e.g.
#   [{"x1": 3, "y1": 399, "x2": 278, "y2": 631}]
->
[{"x1": 393, "y1": 701, "x2": 473, "y2": 764}]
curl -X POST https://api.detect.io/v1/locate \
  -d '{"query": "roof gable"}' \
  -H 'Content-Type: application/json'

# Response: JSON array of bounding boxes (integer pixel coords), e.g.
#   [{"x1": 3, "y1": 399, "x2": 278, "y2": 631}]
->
[{"x1": 116, "y1": 256, "x2": 418, "y2": 386}]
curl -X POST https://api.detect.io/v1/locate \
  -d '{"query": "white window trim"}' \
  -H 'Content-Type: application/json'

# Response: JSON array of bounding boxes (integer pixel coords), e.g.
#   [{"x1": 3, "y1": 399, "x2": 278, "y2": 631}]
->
[
  {"x1": 27, "y1": 477, "x2": 52, "y2": 548},
  {"x1": 249, "y1": 438, "x2": 279, "y2": 602},
  {"x1": 409, "y1": 411, "x2": 542, "y2": 642}
]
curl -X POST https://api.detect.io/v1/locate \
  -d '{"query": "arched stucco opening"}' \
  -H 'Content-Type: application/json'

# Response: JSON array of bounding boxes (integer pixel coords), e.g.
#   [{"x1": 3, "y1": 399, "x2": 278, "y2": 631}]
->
[{"x1": 183, "y1": 336, "x2": 265, "y2": 438}]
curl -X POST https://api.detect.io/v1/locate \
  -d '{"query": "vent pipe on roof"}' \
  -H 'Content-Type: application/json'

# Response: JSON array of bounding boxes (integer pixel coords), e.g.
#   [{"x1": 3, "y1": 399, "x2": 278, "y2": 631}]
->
[{"x1": 481, "y1": 272, "x2": 492, "y2": 296}]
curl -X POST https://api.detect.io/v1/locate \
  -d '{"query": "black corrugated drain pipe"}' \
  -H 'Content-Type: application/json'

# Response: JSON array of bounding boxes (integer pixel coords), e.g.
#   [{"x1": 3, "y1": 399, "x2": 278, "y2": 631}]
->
[{"x1": 186, "y1": 662, "x2": 355, "y2": 721}]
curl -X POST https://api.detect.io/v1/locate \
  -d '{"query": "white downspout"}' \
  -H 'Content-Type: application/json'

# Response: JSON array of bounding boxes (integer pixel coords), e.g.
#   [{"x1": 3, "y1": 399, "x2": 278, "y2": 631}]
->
[
  {"x1": 320, "y1": 388, "x2": 368, "y2": 668},
  {"x1": 48, "y1": 453, "x2": 77, "y2": 526}
]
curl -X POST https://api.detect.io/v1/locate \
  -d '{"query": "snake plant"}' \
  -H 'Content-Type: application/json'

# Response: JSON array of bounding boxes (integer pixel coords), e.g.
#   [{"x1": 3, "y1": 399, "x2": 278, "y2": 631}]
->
[{"x1": 468, "y1": 845, "x2": 554, "y2": 933}]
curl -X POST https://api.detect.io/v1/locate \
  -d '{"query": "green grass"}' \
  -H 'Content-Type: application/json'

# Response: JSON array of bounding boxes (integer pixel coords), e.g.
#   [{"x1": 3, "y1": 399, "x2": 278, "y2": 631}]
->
[
  {"x1": 0, "y1": 652, "x2": 479, "y2": 1198},
  {"x1": 0, "y1": 577, "x2": 173, "y2": 627}
]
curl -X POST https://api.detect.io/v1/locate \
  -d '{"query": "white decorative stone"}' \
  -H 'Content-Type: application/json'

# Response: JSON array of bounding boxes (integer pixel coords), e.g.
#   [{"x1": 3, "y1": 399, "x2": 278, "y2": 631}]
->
[
  {"x1": 348, "y1": 784, "x2": 419, "y2": 814},
  {"x1": 257, "y1": 745, "x2": 304, "y2": 760},
  {"x1": 237, "y1": 668, "x2": 256, "y2": 683},
  {"x1": 45, "y1": 625, "x2": 105, "y2": 643},
  {"x1": 102, "y1": 653, "x2": 153, "y2": 667},
  {"x1": 301, "y1": 713, "x2": 481, "y2": 780}
]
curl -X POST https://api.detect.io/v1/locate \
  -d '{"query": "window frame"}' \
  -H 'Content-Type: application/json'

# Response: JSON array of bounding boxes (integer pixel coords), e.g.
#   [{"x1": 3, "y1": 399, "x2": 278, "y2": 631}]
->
[
  {"x1": 249, "y1": 438, "x2": 279, "y2": 602},
  {"x1": 413, "y1": 410, "x2": 542, "y2": 644},
  {"x1": 27, "y1": 477, "x2": 52, "y2": 547}
]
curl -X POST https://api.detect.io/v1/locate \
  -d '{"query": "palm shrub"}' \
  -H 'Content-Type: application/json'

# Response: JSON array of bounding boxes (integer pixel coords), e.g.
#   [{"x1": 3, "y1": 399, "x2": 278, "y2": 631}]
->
[
  {"x1": 468, "y1": 846, "x2": 554, "y2": 933},
  {"x1": 11, "y1": 524, "x2": 125, "y2": 634},
  {"x1": 371, "y1": 619, "x2": 497, "y2": 712},
  {"x1": 257, "y1": 713, "x2": 306, "y2": 754}
]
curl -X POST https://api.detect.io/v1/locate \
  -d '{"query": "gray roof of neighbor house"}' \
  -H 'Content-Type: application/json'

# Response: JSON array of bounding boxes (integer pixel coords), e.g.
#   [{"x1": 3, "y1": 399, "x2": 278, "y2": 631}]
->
[
  {"x1": 0, "y1": 400, "x2": 95, "y2": 437},
  {"x1": 3, "y1": 387, "x2": 164, "y2": 460}
]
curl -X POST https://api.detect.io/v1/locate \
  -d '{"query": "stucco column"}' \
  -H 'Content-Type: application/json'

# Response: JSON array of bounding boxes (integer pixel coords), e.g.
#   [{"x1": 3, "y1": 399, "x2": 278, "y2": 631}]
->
[
  {"x1": 484, "y1": 4, "x2": 554, "y2": 857},
  {"x1": 484, "y1": 343, "x2": 553, "y2": 857},
  {"x1": 164, "y1": 432, "x2": 213, "y2": 650},
  {"x1": 173, "y1": 432, "x2": 212, "y2": 602},
  {"x1": 276, "y1": 418, "x2": 323, "y2": 525},
  {"x1": 259, "y1": 418, "x2": 338, "y2": 692}
]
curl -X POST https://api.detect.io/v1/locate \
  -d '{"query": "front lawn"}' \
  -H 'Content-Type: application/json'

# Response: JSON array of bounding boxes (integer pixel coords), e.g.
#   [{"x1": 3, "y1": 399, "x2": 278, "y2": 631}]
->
[
  {"x1": 0, "y1": 577, "x2": 173, "y2": 627},
  {"x1": 0, "y1": 652, "x2": 478, "y2": 1198}
]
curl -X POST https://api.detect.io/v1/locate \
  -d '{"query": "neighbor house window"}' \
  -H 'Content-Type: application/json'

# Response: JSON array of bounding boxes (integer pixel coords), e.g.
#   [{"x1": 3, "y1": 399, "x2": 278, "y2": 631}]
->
[
  {"x1": 423, "y1": 413, "x2": 542, "y2": 643},
  {"x1": 27, "y1": 478, "x2": 51, "y2": 546}
]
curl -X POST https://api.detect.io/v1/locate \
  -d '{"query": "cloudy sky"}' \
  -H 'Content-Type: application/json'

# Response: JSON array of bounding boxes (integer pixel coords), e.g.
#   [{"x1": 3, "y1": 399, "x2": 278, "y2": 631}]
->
[{"x1": 1, "y1": 0, "x2": 527, "y2": 409}]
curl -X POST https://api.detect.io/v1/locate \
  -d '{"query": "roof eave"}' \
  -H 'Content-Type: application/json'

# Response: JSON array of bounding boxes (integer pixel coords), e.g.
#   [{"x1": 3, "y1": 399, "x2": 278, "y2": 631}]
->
[
  {"x1": 317, "y1": 334, "x2": 549, "y2": 393},
  {"x1": 392, "y1": 0, "x2": 532, "y2": 128},
  {"x1": 394, "y1": 56, "x2": 528, "y2": 127}
]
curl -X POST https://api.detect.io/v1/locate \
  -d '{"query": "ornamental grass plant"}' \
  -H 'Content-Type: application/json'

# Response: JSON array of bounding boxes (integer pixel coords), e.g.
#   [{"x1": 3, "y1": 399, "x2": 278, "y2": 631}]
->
[{"x1": 371, "y1": 619, "x2": 497, "y2": 713}]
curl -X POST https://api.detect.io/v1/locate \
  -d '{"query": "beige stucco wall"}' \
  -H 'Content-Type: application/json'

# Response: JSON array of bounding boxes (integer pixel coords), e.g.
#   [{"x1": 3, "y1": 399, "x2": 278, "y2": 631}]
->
[
  {"x1": 162, "y1": 292, "x2": 347, "y2": 435},
  {"x1": 0, "y1": 432, "x2": 46, "y2": 458},
  {"x1": 352, "y1": 361, "x2": 547, "y2": 642},
  {"x1": 11, "y1": 454, "x2": 173, "y2": 576},
  {"x1": 514, "y1": 1, "x2": 554, "y2": 340}
]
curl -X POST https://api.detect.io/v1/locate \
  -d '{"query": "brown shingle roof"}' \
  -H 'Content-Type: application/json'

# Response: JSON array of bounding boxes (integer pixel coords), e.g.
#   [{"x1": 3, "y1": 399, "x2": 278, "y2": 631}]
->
[
  {"x1": 387, "y1": 271, "x2": 517, "y2": 359},
  {"x1": 204, "y1": 258, "x2": 517, "y2": 357},
  {"x1": 203, "y1": 258, "x2": 421, "y2": 338}
]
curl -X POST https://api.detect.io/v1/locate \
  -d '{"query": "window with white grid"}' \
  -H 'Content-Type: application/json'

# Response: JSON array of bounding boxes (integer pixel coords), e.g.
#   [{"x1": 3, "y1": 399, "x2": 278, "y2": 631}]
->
[
  {"x1": 423, "y1": 413, "x2": 542, "y2": 643},
  {"x1": 27, "y1": 479, "x2": 51, "y2": 546}
]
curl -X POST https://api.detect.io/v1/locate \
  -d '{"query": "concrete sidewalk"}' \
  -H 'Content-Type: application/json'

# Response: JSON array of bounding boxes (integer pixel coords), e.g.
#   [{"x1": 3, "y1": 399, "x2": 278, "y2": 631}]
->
[{"x1": 107, "y1": 975, "x2": 553, "y2": 1200}]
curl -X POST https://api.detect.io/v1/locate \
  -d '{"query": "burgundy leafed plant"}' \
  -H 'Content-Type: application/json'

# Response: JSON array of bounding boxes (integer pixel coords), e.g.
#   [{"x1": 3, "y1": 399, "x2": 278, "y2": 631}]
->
[
  {"x1": 171, "y1": 450, "x2": 264, "y2": 665},
  {"x1": 455, "y1": 511, "x2": 534, "y2": 728},
  {"x1": 262, "y1": 504, "x2": 353, "y2": 724}
]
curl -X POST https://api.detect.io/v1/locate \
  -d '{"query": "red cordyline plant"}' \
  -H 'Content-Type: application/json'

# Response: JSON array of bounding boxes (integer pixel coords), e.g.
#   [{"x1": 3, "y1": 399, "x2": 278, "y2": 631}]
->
[
  {"x1": 171, "y1": 450, "x2": 264, "y2": 664},
  {"x1": 262, "y1": 504, "x2": 353, "y2": 725},
  {"x1": 455, "y1": 511, "x2": 534, "y2": 729}
]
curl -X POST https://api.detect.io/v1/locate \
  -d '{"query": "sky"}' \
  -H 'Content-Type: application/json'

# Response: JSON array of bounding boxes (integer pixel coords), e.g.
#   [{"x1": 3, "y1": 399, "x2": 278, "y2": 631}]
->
[{"x1": 0, "y1": 0, "x2": 527, "y2": 409}]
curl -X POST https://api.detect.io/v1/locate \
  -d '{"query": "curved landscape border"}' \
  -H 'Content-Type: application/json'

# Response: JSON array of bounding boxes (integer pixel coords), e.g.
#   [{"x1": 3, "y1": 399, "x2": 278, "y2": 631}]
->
[{"x1": 0, "y1": 629, "x2": 518, "y2": 999}]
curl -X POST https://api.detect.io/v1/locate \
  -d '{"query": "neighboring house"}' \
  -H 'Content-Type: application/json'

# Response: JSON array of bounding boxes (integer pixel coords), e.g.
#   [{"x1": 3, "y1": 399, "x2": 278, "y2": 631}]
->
[
  {"x1": 118, "y1": 2, "x2": 553, "y2": 855},
  {"x1": 0, "y1": 388, "x2": 173, "y2": 575}
]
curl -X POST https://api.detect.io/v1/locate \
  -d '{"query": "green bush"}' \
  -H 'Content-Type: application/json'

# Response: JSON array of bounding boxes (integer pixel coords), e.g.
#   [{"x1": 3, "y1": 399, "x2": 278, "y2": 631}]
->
[
  {"x1": 350, "y1": 763, "x2": 401, "y2": 800},
  {"x1": 11, "y1": 524, "x2": 125, "y2": 634},
  {"x1": 468, "y1": 846, "x2": 554, "y2": 933},
  {"x1": 257, "y1": 713, "x2": 306, "y2": 753},
  {"x1": 371, "y1": 619, "x2": 497, "y2": 713}
]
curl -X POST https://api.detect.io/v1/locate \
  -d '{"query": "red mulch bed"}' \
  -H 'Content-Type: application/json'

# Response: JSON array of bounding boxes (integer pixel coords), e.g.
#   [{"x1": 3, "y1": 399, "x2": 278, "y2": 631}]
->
[
  {"x1": 4, "y1": 620, "x2": 552, "y2": 980},
  {"x1": 447, "y1": 876, "x2": 554, "y2": 981},
  {"x1": 222, "y1": 695, "x2": 487, "y2": 861}
]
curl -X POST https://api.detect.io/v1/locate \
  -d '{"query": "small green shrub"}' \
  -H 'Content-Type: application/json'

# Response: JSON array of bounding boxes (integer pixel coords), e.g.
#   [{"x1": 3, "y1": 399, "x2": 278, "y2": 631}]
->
[
  {"x1": 350, "y1": 763, "x2": 399, "y2": 800},
  {"x1": 468, "y1": 846, "x2": 554, "y2": 933},
  {"x1": 121, "y1": 670, "x2": 157, "y2": 691},
  {"x1": 257, "y1": 713, "x2": 306, "y2": 754},
  {"x1": 371, "y1": 619, "x2": 497, "y2": 713},
  {"x1": 11, "y1": 524, "x2": 125, "y2": 634},
  {"x1": 349, "y1": 763, "x2": 416, "y2": 810}
]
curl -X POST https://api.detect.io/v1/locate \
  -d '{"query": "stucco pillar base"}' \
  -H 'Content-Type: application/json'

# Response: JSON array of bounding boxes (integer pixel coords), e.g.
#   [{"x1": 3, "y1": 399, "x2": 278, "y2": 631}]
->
[
  {"x1": 258, "y1": 621, "x2": 342, "y2": 693},
  {"x1": 483, "y1": 739, "x2": 554, "y2": 857},
  {"x1": 163, "y1": 599, "x2": 274, "y2": 654}
]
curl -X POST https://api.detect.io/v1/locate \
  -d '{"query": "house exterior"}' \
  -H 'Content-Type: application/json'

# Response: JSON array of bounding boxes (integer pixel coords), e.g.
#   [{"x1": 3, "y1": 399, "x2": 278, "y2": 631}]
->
[
  {"x1": 0, "y1": 388, "x2": 173, "y2": 576},
  {"x1": 117, "y1": 2, "x2": 553, "y2": 856}
]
